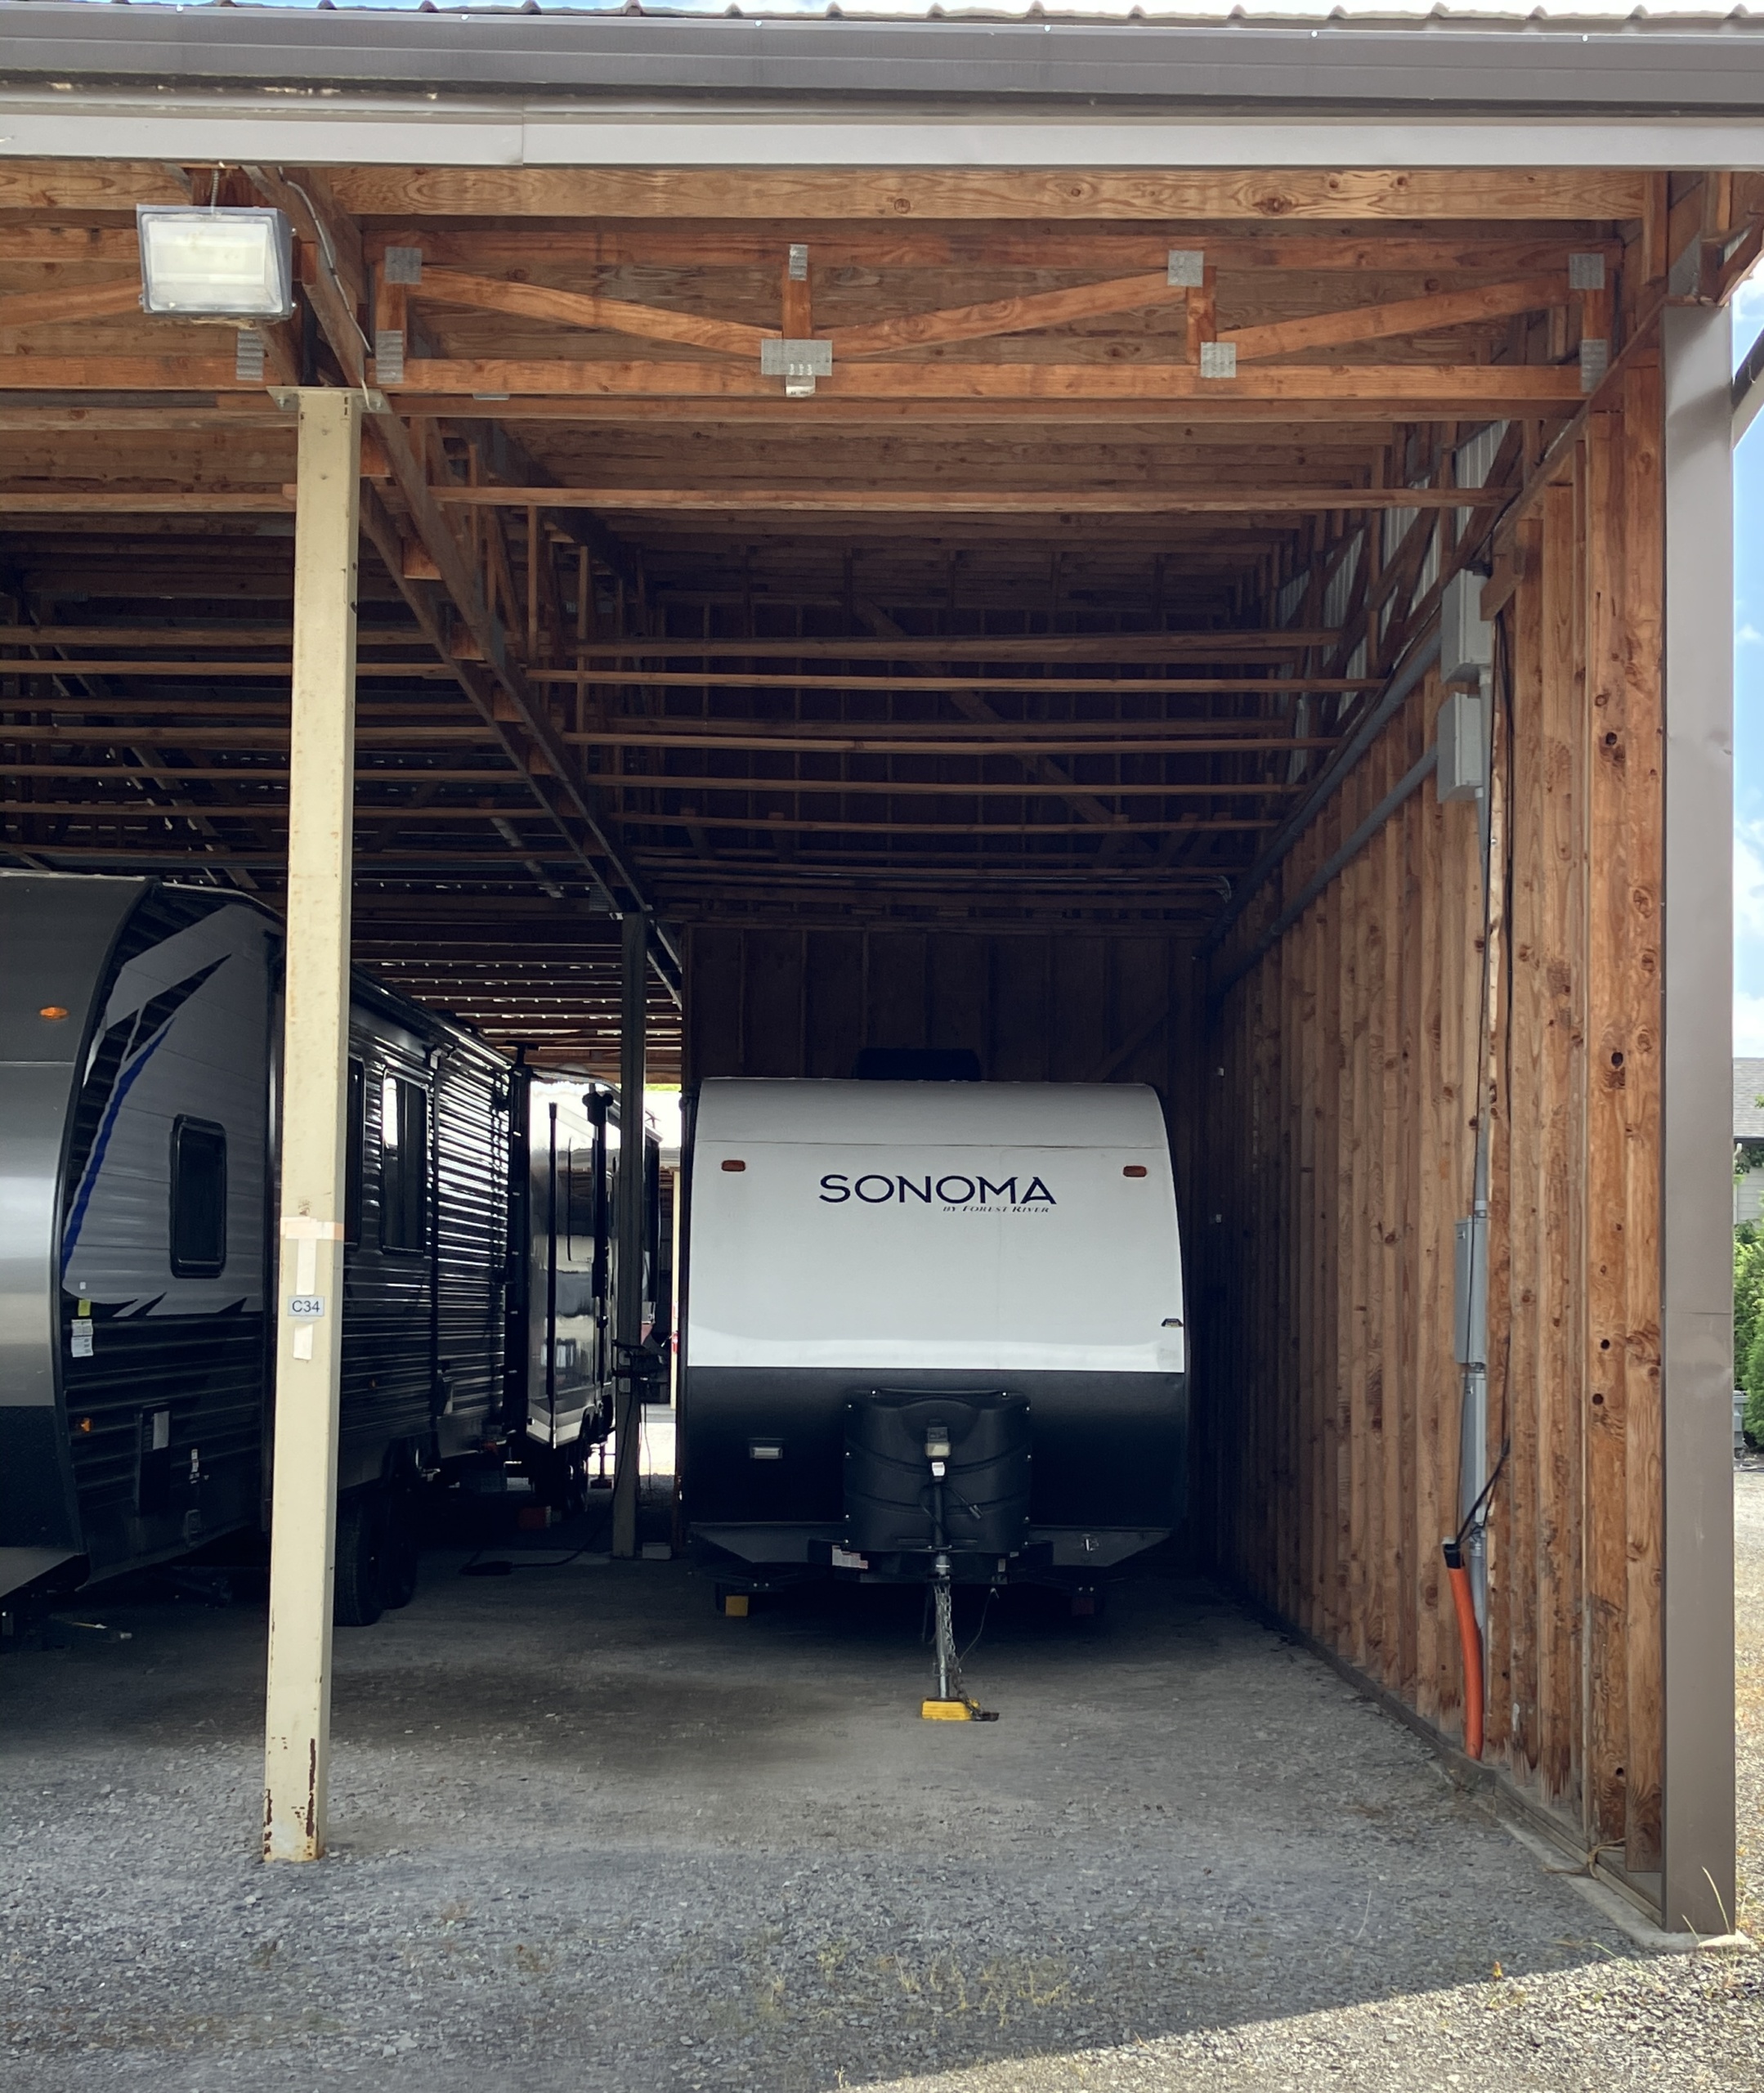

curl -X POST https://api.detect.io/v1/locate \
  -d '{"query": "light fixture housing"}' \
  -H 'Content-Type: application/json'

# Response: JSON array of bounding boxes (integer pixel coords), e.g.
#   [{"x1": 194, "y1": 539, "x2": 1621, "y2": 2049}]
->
[{"x1": 136, "y1": 205, "x2": 295, "y2": 321}]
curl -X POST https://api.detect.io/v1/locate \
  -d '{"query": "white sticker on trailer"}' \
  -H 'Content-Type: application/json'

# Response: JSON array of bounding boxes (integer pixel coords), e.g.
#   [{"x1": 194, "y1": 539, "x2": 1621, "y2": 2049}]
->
[{"x1": 69, "y1": 1321, "x2": 93, "y2": 1358}]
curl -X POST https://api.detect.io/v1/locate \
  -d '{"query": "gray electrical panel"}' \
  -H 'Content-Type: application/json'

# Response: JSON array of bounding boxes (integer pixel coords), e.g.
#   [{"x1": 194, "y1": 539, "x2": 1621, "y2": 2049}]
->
[
  {"x1": 1453, "y1": 1216, "x2": 1488, "y2": 1368},
  {"x1": 1439, "y1": 567, "x2": 1492, "y2": 687},
  {"x1": 1435, "y1": 688, "x2": 1489, "y2": 803}
]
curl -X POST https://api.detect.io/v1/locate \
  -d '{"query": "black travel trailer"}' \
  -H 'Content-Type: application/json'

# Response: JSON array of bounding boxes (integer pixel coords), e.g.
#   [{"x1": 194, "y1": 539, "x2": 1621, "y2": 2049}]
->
[{"x1": 0, "y1": 871, "x2": 660, "y2": 1621}]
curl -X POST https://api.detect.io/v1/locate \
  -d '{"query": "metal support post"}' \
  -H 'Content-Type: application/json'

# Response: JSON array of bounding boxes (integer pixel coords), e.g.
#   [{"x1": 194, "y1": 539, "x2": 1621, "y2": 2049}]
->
[
  {"x1": 1660, "y1": 303, "x2": 1737, "y2": 1936},
  {"x1": 262, "y1": 390, "x2": 361, "y2": 1864},
  {"x1": 611, "y1": 908, "x2": 647, "y2": 1560}
]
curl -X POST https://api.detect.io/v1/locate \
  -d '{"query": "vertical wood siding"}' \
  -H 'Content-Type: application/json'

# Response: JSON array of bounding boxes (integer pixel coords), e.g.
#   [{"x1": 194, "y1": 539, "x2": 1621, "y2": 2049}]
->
[
  {"x1": 1203, "y1": 365, "x2": 1665, "y2": 1884},
  {"x1": 685, "y1": 925, "x2": 1198, "y2": 1116}
]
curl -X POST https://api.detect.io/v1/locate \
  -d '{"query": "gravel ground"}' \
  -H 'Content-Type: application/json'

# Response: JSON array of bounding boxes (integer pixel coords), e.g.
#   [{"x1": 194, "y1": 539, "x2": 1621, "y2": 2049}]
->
[
  {"x1": 1738, "y1": 1462, "x2": 1764, "y2": 1942},
  {"x1": 3, "y1": 1486, "x2": 1761, "y2": 2093}
]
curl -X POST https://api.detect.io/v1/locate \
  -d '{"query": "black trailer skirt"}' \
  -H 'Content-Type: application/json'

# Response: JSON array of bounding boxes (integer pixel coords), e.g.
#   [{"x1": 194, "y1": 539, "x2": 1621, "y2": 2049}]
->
[{"x1": 682, "y1": 1365, "x2": 1187, "y2": 1574}]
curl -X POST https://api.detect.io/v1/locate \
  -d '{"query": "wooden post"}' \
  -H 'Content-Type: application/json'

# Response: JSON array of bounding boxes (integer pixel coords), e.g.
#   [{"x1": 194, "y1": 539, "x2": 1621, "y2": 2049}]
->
[
  {"x1": 611, "y1": 908, "x2": 648, "y2": 1560},
  {"x1": 262, "y1": 389, "x2": 361, "y2": 1864}
]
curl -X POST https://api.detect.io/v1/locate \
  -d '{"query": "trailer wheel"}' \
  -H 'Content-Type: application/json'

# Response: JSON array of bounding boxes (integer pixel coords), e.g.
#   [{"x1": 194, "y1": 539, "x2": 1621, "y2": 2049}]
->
[
  {"x1": 334, "y1": 1489, "x2": 385, "y2": 1628},
  {"x1": 378, "y1": 1488, "x2": 420, "y2": 1612}
]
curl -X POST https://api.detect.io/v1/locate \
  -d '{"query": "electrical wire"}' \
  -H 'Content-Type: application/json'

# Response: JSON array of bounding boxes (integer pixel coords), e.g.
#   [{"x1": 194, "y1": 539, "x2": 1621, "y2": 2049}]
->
[
  {"x1": 263, "y1": 169, "x2": 378, "y2": 369},
  {"x1": 1454, "y1": 1444, "x2": 1511, "y2": 1553},
  {"x1": 957, "y1": 1585, "x2": 998, "y2": 1665}
]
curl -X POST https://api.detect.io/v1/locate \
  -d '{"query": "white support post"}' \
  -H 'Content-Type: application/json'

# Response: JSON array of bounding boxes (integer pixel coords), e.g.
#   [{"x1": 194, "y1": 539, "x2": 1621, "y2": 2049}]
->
[
  {"x1": 1660, "y1": 304, "x2": 1737, "y2": 1937},
  {"x1": 262, "y1": 390, "x2": 362, "y2": 1865}
]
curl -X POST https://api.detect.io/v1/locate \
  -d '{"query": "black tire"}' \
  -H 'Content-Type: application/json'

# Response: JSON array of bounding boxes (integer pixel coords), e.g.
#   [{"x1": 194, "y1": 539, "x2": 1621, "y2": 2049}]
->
[
  {"x1": 378, "y1": 1487, "x2": 420, "y2": 1612},
  {"x1": 559, "y1": 1445, "x2": 589, "y2": 1518},
  {"x1": 333, "y1": 1490, "x2": 385, "y2": 1627}
]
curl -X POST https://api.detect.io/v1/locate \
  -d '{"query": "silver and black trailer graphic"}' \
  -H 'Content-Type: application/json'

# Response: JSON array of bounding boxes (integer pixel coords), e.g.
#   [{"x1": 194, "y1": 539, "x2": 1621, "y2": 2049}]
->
[
  {"x1": 679, "y1": 1078, "x2": 1188, "y2": 1589},
  {"x1": 0, "y1": 871, "x2": 656, "y2": 1618}
]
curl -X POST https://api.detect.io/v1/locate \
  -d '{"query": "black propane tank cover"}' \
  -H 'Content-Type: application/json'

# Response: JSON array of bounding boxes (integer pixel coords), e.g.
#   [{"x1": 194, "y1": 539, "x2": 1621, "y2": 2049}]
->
[{"x1": 843, "y1": 1390, "x2": 1032, "y2": 1557}]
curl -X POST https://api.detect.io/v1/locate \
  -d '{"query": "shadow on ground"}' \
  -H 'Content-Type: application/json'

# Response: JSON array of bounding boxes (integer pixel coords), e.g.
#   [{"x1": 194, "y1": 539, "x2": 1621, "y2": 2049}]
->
[{"x1": 4, "y1": 1494, "x2": 1759, "y2": 2092}]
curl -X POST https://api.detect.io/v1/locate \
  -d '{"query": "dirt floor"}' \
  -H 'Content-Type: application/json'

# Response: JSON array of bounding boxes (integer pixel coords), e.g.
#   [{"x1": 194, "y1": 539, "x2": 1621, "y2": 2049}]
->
[{"x1": 4, "y1": 1480, "x2": 1762, "y2": 2093}]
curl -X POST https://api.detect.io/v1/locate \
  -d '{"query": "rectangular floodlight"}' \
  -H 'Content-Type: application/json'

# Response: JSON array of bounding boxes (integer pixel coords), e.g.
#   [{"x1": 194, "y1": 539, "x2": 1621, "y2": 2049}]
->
[{"x1": 136, "y1": 206, "x2": 295, "y2": 321}]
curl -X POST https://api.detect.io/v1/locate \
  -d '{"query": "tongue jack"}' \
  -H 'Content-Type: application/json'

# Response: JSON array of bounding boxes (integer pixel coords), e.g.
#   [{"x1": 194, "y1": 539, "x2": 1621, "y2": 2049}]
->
[{"x1": 920, "y1": 1424, "x2": 997, "y2": 1722}]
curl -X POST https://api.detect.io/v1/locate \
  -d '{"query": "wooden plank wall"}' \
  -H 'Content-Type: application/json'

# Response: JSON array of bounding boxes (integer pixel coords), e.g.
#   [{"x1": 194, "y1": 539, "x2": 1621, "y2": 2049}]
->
[
  {"x1": 683, "y1": 922, "x2": 1205, "y2": 1341},
  {"x1": 683, "y1": 923, "x2": 1197, "y2": 1107},
  {"x1": 1203, "y1": 361, "x2": 1665, "y2": 1882}
]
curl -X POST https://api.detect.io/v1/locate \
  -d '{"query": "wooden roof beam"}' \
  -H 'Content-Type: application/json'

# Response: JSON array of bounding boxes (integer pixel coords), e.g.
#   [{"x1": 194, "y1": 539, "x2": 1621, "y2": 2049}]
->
[
  {"x1": 2, "y1": 800, "x2": 1274, "y2": 839},
  {"x1": 826, "y1": 271, "x2": 1188, "y2": 359},
  {"x1": 0, "y1": 624, "x2": 436, "y2": 647},
  {"x1": 2, "y1": 725, "x2": 1344, "y2": 757},
  {"x1": 425, "y1": 486, "x2": 1501, "y2": 517},
  {"x1": 2, "y1": 776, "x2": 1309, "y2": 804},
  {"x1": 535, "y1": 670, "x2": 1377, "y2": 695},
  {"x1": 392, "y1": 360, "x2": 1586, "y2": 410},
  {"x1": 358, "y1": 228, "x2": 1623, "y2": 272},
  {"x1": 1222, "y1": 273, "x2": 1569, "y2": 362},
  {"x1": 416, "y1": 268, "x2": 775, "y2": 359},
  {"x1": 318, "y1": 166, "x2": 1648, "y2": 222},
  {"x1": 0, "y1": 357, "x2": 1586, "y2": 416},
  {"x1": 266, "y1": 398, "x2": 1420, "y2": 430},
  {"x1": 557, "y1": 633, "x2": 1340, "y2": 661},
  {"x1": 0, "y1": 279, "x2": 145, "y2": 332}
]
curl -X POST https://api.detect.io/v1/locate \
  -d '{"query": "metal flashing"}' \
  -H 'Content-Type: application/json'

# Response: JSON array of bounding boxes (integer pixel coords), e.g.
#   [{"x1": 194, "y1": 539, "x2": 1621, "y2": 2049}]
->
[{"x1": 8, "y1": 2, "x2": 1764, "y2": 116}]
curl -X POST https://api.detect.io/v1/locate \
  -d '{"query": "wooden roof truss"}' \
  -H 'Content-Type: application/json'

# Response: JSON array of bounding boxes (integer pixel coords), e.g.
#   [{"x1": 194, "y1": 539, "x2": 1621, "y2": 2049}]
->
[{"x1": 3, "y1": 159, "x2": 1756, "y2": 1069}]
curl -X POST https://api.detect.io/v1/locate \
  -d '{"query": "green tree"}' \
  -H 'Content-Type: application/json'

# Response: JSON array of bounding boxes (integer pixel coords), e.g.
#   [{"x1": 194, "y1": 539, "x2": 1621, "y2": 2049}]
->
[{"x1": 1738, "y1": 1226, "x2": 1764, "y2": 1447}]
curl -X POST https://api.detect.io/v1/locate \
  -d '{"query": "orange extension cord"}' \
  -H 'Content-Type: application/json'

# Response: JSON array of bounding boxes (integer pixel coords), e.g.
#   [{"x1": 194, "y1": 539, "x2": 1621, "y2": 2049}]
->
[{"x1": 1441, "y1": 1538, "x2": 1484, "y2": 1761}]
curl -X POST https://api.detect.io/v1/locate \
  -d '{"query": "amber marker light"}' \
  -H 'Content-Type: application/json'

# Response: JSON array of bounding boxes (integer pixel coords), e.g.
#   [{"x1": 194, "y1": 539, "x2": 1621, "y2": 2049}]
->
[
  {"x1": 38, "y1": 1006, "x2": 69, "y2": 1021},
  {"x1": 1123, "y1": 1165, "x2": 1148, "y2": 1178},
  {"x1": 721, "y1": 1159, "x2": 746, "y2": 1172}
]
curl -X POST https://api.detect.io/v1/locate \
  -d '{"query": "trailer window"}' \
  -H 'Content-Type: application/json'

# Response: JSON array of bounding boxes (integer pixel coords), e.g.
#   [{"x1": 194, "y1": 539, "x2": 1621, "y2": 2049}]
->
[
  {"x1": 379, "y1": 1074, "x2": 428, "y2": 1254},
  {"x1": 565, "y1": 1145, "x2": 598, "y2": 1257},
  {"x1": 169, "y1": 1118, "x2": 227, "y2": 1276}
]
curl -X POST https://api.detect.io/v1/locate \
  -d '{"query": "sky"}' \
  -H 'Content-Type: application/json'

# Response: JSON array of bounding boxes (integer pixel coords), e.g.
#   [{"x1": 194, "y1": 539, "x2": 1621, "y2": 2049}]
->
[{"x1": 1737, "y1": 277, "x2": 1764, "y2": 1052}]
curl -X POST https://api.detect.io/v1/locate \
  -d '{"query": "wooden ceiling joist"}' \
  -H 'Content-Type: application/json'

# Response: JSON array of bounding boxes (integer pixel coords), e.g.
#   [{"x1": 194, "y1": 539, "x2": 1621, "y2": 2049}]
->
[{"x1": 428, "y1": 486, "x2": 1501, "y2": 516}]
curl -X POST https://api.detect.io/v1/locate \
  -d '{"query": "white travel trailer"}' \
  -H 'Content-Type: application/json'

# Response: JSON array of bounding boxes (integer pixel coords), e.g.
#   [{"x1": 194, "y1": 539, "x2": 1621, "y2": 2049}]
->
[{"x1": 681, "y1": 1078, "x2": 1188, "y2": 1590}]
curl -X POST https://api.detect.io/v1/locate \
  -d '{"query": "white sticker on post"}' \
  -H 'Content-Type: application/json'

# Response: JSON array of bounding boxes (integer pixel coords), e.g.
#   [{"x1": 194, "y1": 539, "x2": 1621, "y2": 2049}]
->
[
  {"x1": 70, "y1": 1321, "x2": 93, "y2": 1359},
  {"x1": 287, "y1": 1296, "x2": 325, "y2": 1319}
]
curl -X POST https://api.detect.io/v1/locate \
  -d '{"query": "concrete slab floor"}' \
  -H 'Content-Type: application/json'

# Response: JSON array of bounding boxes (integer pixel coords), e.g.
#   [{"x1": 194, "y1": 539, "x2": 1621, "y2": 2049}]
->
[{"x1": 4, "y1": 1494, "x2": 1762, "y2": 2093}]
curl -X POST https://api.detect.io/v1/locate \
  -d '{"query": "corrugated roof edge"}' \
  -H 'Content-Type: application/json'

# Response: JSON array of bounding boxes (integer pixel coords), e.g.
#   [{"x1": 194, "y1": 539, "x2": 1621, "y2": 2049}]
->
[
  {"x1": 11, "y1": 0, "x2": 1764, "y2": 109},
  {"x1": 21, "y1": 0, "x2": 1764, "y2": 19}
]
